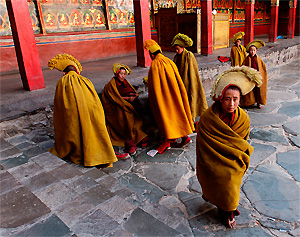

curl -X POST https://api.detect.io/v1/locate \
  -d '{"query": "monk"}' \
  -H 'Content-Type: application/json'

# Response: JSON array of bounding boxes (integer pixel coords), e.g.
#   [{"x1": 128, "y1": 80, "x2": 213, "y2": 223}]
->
[
  {"x1": 102, "y1": 63, "x2": 149, "y2": 156},
  {"x1": 241, "y1": 40, "x2": 267, "y2": 109},
  {"x1": 48, "y1": 53, "x2": 129, "y2": 168},
  {"x1": 196, "y1": 66, "x2": 262, "y2": 228},
  {"x1": 143, "y1": 39, "x2": 194, "y2": 153},
  {"x1": 171, "y1": 33, "x2": 208, "y2": 121},
  {"x1": 230, "y1": 31, "x2": 248, "y2": 66}
]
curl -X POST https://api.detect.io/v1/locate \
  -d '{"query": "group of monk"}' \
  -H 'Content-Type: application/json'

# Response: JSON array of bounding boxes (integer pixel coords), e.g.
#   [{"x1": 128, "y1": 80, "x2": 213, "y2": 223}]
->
[{"x1": 47, "y1": 31, "x2": 267, "y2": 229}]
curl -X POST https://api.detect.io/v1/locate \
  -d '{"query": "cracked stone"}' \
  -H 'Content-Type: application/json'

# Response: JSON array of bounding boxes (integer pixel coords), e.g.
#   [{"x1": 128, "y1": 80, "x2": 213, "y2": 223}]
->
[
  {"x1": 283, "y1": 119, "x2": 300, "y2": 135},
  {"x1": 249, "y1": 128, "x2": 288, "y2": 144},
  {"x1": 278, "y1": 101, "x2": 300, "y2": 117},
  {"x1": 277, "y1": 150, "x2": 300, "y2": 182}
]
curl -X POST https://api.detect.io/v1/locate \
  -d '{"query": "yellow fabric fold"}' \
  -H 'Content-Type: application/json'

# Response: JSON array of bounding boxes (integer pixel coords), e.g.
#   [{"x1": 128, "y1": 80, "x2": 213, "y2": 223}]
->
[
  {"x1": 196, "y1": 103, "x2": 253, "y2": 211},
  {"x1": 174, "y1": 48, "x2": 208, "y2": 119},
  {"x1": 49, "y1": 71, "x2": 117, "y2": 167},
  {"x1": 102, "y1": 78, "x2": 147, "y2": 147},
  {"x1": 147, "y1": 53, "x2": 194, "y2": 139},
  {"x1": 230, "y1": 45, "x2": 248, "y2": 66},
  {"x1": 241, "y1": 55, "x2": 268, "y2": 106}
]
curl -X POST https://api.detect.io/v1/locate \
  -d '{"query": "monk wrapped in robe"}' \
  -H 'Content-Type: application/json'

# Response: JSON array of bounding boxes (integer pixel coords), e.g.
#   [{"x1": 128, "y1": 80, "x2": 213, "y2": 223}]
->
[
  {"x1": 102, "y1": 63, "x2": 149, "y2": 156},
  {"x1": 196, "y1": 66, "x2": 262, "y2": 228},
  {"x1": 143, "y1": 39, "x2": 194, "y2": 153},
  {"x1": 230, "y1": 31, "x2": 248, "y2": 67},
  {"x1": 48, "y1": 54, "x2": 128, "y2": 168}
]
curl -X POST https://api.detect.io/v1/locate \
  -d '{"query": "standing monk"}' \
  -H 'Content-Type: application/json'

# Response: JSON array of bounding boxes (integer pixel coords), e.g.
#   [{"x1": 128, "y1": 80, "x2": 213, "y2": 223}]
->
[
  {"x1": 196, "y1": 66, "x2": 262, "y2": 228},
  {"x1": 171, "y1": 33, "x2": 208, "y2": 121},
  {"x1": 241, "y1": 40, "x2": 267, "y2": 109},
  {"x1": 48, "y1": 53, "x2": 124, "y2": 168},
  {"x1": 143, "y1": 39, "x2": 194, "y2": 152},
  {"x1": 230, "y1": 31, "x2": 248, "y2": 66}
]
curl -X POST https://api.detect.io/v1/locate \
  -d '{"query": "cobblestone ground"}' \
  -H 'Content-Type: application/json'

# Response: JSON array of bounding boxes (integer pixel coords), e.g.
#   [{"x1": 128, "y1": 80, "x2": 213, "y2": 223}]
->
[{"x1": 0, "y1": 57, "x2": 299, "y2": 236}]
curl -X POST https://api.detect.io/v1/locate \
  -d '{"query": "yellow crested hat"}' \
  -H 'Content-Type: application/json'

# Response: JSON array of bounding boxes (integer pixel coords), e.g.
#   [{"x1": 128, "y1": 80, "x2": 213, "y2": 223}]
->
[
  {"x1": 232, "y1": 31, "x2": 245, "y2": 44},
  {"x1": 211, "y1": 66, "x2": 263, "y2": 101},
  {"x1": 171, "y1": 33, "x2": 193, "y2": 47},
  {"x1": 143, "y1": 39, "x2": 161, "y2": 54},
  {"x1": 113, "y1": 63, "x2": 131, "y2": 75},
  {"x1": 48, "y1": 53, "x2": 82, "y2": 73},
  {"x1": 246, "y1": 40, "x2": 265, "y2": 51}
]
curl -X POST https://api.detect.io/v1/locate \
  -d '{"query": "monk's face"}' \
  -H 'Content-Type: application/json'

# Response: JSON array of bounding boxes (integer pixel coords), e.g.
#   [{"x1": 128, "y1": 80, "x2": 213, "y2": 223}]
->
[
  {"x1": 117, "y1": 69, "x2": 127, "y2": 81},
  {"x1": 174, "y1": 45, "x2": 184, "y2": 54},
  {"x1": 221, "y1": 89, "x2": 240, "y2": 114},
  {"x1": 249, "y1": 46, "x2": 257, "y2": 57},
  {"x1": 236, "y1": 39, "x2": 241, "y2": 47}
]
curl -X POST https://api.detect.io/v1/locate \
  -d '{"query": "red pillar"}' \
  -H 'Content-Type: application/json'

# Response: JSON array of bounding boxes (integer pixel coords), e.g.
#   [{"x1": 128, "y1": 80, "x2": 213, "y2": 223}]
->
[
  {"x1": 6, "y1": 0, "x2": 45, "y2": 91},
  {"x1": 269, "y1": 0, "x2": 279, "y2": 43},
  {"x1": 244, "y1": 0, "x2": 255, "y2": 46},
  {"x1": 201, "y1": 0, "x2": 213, "y2": 55},
  {"x1": 287, "y1": 0, "x2": 297, "y2": 38},
  {"x1": 133, "y1": 0, "x2": 152, "y2": 67}
]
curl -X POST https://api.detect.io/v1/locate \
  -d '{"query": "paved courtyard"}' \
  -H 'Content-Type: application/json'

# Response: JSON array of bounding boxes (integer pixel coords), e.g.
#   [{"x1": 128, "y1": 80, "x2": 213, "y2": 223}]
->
[{"x1": 0, "y1": 39, "x2": 299, "y2": 236}]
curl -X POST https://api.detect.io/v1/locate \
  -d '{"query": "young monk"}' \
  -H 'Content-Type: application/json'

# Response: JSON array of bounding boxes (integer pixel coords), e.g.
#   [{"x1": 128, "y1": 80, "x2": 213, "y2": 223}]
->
[
  {"x1": 230, "y1": 31, "x2": 248, "y2": 66},
  {"x1": 48, "y1": 54, "x2": 129, "y2": 168},
  {"x1": 171, "y1": 33, "x2": 208, "y2": 122},
  {"x1": 241, "y1": 40, "x2": 267, "y2": 109},
  {"x1": 102, "y1": 63, "x2": 149, "y2": 156},
  {"x1": 196, "y1": 66, "x2": 262, "y2": 228},
  {"x1": 143, "y1": 39, "x2": 194, "y2": 153}
]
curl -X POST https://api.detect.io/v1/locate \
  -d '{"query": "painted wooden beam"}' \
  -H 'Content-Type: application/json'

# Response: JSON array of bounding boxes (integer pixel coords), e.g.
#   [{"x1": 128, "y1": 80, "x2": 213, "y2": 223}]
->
[{"x1": 201, "y1": 0, "x2": 213, "y2": 55}]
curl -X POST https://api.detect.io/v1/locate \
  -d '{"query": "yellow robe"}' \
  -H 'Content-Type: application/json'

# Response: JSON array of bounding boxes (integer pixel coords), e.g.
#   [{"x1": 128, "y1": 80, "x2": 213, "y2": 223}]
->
[
  {"x1": 102, "y1": 77, "x2": 147, "y2": 147},
  {"x1": 230, "y1": 45, "x2": 247, "y2": 66},
  {"x1": 174, "y1": 48, "x2": 208, "y2": 120},
  {"x1": 49, "y1": 71, "x2": 117, "y2": 167},
  {"x1": 147, "y1": 53, "x2": 194, "y2": 139},
  {"x1": 241, "y1": 55, "x2": 268, "y2": 106},
  {"x1": 196, "y1": 103, "x2": 253, "y2": 211}
]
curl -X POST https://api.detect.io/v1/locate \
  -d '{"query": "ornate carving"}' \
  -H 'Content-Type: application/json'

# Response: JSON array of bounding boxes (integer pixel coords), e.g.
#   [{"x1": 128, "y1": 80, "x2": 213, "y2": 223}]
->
[{"x1": 271, "y1": 0, "x2": 279, "y2": 7}]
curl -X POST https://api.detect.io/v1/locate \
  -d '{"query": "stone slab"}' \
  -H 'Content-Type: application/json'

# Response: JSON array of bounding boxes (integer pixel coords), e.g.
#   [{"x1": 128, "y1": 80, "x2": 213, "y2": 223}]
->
[
  {"x1": 99, "y1": 195, "x2": 136, "y2": 223},
  {"x1": 250, "y1": 128, "x2": 288, "y2": 145},
  {"x1": 14, "y1": 214, "x2": 72, "y2": 237},
  {"x1": 22, "y1": 146, "x2": 47, "y2": 158},
  {"x1": 8, "y1": 161, "x2": 44, "y2": 182},
  {"x1": 31, "y1": 152, "x2": 66, "y2": 172},
  {"x1": 188, "y1": 175, "x2": 202, "y2": 193},
  {"x1": 70, "y1": 209, "x2": 119, "y2": 236},
  {"x1": 245, "y1": 102, "x2": 278, "y2": 114},
  {"x1": 283, "y1": 119, "x2": 300, "y2": 135},
  {"x1": 134, "y1": 163, "x2": 189, "y2": 191},
  {"x1": 249, "y1": 143, "x2": 277, "y2": 167},
  {"x1": 84, "y1": 168, "x2": 107, "y2": 180},
  {"x1": 243, "y1": 167, "x2": 300, "y2": 222},
  {"x1": 181, "y1": 135, "x2": 197, "y2": 170},
  {"x1": 0, "y1": 138, "x2": 13, "y2": 151},
  {"x1": 0, "y1": 146, "x2": 22, "y2": 160},
  {"x1": 277, "y1": 150, "x2": 300, "y2": 182},
  {"x1": 48, "y1": 163, "x2": 83, "y2": 182},
  {"x1": 119, "y1": 173, "x2": 167, "y2": 203},
  {"x1": 290, "y1": 135, "x2": 300, "y2": 147},
  {"x1": 258, "y1": 216, "x2": 291, "y2": 231},
  {"x1": 0, "y1": 154, "x2": 30, "y2": 170},
  {"x1": 0, "y1": 187, "x2": 50, "y2": 228},
  {"x1": 102, "y1": 157, "x2": 132, "y2": 174},
  {"x1": 65, "y1": 174, "x2": 98, "y2": 195},
  {"x1": 278, "y1": 101, "x2": 300, "y2": 117},
  {"x1": 22, "y1": 171, "x2": 59, "y2": 193},
  {"x1": 213, "y1": 227, "x2": 271, "y2": 236},
  {"x1": 267, "y1": 90, "x2": 298, "y2": 102},
  {"x1": 123, "y1": 208, "x2": 180, "y2": 236},
  {"x1": 5, "y1": 134, "x2": 29, "y2": 145},
  {"x1": 134, "y1": 147, "x2": 183, "y2": 163},
  {"x1": 0, "y1": 171, "x2": 21, "y2": 194},
  {"x1": 248, "y1": 112, "x2": 288, "y2": 126},
  {"x1": 16, "y1": 142, "x2": 35, "y2": 150}
]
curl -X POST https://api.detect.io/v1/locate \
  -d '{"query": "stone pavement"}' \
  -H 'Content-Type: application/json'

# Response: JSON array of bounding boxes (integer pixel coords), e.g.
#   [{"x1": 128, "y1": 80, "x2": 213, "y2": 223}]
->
[{"x1": 0, "y1": 37, "x2": 300, "y2": 236}]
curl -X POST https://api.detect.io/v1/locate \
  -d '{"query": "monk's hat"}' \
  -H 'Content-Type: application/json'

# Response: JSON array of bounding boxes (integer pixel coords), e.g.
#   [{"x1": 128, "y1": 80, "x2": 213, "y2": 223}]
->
[
  {"x1": 143, "y1": 39, "x2": 161, "y2": 54},
  {"x1": 211, "y1": 66, "x2": 263, "y2": 101},
  {"x1": 232, "y1": 31, "x2": 245, "y2": 44},
  {"x1": 171, "y1": 33, "x2": 193, "y2": 47},
  {"x1": 113, "y1": 63, "x2": 131, "y2": 75},
  {"x1": 246, "y1": 40, "x2": 265, "y2": 51},
  {"x1": 48, "y1": 53, "x2": 82, "y2": 74}
]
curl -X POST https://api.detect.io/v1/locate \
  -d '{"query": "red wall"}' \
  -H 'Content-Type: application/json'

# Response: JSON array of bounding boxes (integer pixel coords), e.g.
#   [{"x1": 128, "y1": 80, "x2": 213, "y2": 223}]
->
[
  {"x1": 0, "y1": 29, "x2": 158, "y2": 73},
  {"x1": 229, "y1": 22, "x2": 271, "y2": 39}
]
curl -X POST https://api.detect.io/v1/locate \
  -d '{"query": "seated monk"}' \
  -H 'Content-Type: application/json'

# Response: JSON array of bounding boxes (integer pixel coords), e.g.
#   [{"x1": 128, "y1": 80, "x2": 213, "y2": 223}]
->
[
  {"x1": 196, "y1": 66, "x2": 262, "y2": 228},
  {"x1": 102, "y1": 63, "x2": 149, "y2": 156}
]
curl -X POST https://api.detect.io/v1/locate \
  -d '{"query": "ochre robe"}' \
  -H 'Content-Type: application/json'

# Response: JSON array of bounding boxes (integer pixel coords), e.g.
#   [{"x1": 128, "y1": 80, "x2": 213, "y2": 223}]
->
[
  {"x1": 49, "y1": 71, "x2": 117, "y2": 167},
  {"x1": 196, "y1": 103, "x2": 253, "y2": 211},
  {"x1": 230, "y1": 45, "x2": 247, "y2": 66},
  {"x1": 147, "y1": 53, "x2": 194, "y2": 139},
  {"x1": 102, "y1": 77, "x2": 147, "y2": 147},
  {"x1": 241, "y1": 55, "x2": 268, "y2": 106},
  {"x1": 174, "y1": 48, "x2": 208, "y2": 120}
]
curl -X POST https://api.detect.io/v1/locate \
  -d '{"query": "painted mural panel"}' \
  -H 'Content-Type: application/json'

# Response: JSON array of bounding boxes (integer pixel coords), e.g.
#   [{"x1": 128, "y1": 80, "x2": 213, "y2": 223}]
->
[
  {"x1": 152, "y1": 0, "x2": 200, "y2": 14},
  {"x1": 28, "y1": 1, "x2": 41, "y2": 34},
  {"x1": 40, "y1": 0, "x2": 107, "y2": 33},
  {"x1": 0, "y1": 0, "x2": 11, "y2": 36},
  {"x1": 107, "y1": 0, "x2": 135, "y2": 29}
]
